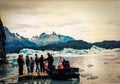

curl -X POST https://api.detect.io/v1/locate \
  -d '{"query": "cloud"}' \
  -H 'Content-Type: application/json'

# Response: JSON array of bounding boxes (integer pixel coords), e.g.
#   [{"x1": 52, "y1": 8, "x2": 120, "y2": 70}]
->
[
  {"x1": 16, "y1": 24, "x2": 39, "y2": 28},
  {"x1": 0, "y1": 0, "x2": 51, "y2": 15},
  {"x1": 0, "y1": 0, "x2": 42, "y2": 10},
  {"x1": 1, "y1": 0, "x2": 120, "y2": 42},
  {"x1": 105, "y1": 21, "x2": 120, "y2": 26},
  {"x1": 57, "y1": 20, "x2": 82, "y2": 27},
  {"x1": 105, "y1": 21, "x2": 117, "y2": 24}
]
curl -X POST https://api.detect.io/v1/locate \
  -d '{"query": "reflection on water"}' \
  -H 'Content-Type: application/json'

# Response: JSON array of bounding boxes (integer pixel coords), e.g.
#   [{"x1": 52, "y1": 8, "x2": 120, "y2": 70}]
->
[
  {"x1": 0, "y1": 79, "x2": 80, "y2": 84},
  {"x1": 18, "y1": 79, "x2": 80, "y2": 84}
]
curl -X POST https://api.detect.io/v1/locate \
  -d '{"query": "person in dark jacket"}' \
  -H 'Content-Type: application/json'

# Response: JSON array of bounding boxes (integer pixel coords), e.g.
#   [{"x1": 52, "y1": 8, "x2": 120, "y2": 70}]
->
[
  {"x1": 17, "y1": 54, "x2": 24, "y2": 75},
  {"x1": 26, "y1": 55, "x2": 30, "y2": 73},
  {"x1": 62, "y1": 59, "x2": 70, "y2": 68},
  {"x1": 35, "y1": 54, "x2": 39, "y2": 72},
  {"x1": 44, "y1": 53, "x2": 54, "y2": 70},
  {"x1": 39, "y1": 55, "x2": 45, "y2": 72},
  {"x1": 30, "y1": 57, "x2": 34, "y2": 73}
]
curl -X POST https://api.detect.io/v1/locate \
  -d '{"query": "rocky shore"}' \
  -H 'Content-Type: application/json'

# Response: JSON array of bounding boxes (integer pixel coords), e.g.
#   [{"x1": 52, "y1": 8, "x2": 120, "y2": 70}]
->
[{"x1": 0, "y1": 18, "x2": 8, "y2": 70}]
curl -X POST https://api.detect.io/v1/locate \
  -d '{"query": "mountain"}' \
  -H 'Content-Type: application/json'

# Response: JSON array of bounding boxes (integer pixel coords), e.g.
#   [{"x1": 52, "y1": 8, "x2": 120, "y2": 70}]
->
[
  {"x1": 4, "y1": 26, "x2": 120, "y2": 53},
  {"x1": 35, "y1": 40, "x2": 92, "y2": 51},
  {"x1": 35, "y1": 40, "x2": 120, "y2": 51},
  {"x1": 30, "y1": 31, "x2": 75, "y2": 46},
  {"x1": 4, "y1": 27, "x2": 75, "y2": 53},
  {"x1": 93, "y1": 40, "x2": 120, "y2": 49},
  {"x1": 4, "y1": 27, "x2": 37, "y2": 53}
]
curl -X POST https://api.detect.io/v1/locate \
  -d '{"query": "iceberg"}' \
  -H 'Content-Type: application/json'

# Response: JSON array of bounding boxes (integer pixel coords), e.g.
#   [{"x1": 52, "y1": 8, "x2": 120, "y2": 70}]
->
[{"x1": 19, "y1": 45, "x2": 104, "y2": 57}]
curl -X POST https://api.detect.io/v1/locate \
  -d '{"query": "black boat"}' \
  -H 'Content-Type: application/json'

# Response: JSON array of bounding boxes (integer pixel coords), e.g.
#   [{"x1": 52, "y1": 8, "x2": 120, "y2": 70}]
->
[{"x1": 46, "y1": 67, "x2": 80, "y2": 80}]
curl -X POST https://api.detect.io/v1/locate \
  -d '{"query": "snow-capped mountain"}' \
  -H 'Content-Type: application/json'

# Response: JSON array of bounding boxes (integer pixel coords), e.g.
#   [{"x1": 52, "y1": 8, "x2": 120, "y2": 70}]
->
[
  {"x1": 4, "y1": 27, "x2": 36, "y2": 53},
  {"x1": 4, "y1": 27, "x2": 75, "y2": 53},
  {"x1": 5, "y1": 26, "x2": 119, "y2": 53},
  {"x1": 30, "y1": 31, "x2": 75, "y2": 46}
]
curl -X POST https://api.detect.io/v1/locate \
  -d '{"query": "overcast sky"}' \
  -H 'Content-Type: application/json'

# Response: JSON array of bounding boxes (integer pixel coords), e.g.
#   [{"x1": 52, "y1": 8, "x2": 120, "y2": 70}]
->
[{"x1": 0, "y1": 0, "x2": 120, "y2": 42}]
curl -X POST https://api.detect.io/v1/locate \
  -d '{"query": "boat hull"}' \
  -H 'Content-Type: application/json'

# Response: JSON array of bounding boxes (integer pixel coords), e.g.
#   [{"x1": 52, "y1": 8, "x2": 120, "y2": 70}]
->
[{"x1": 46, "y1": 67, "x2": 80, "y2": 80}]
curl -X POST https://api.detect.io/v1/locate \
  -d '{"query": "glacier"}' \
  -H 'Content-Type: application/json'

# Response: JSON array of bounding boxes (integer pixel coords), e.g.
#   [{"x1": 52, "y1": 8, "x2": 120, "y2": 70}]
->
[{"x1": 19, "y1": 45, "x2": 119, "y2": 57}]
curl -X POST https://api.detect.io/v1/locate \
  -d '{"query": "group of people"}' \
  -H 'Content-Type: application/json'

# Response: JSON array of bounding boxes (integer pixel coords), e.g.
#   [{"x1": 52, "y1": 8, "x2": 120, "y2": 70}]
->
[
  {"x1": 17, "y1": 53, "x2": 54, "y2": 75},
  {"x1": 17, "y1": 53, "x2": 71, "y2": 76}
]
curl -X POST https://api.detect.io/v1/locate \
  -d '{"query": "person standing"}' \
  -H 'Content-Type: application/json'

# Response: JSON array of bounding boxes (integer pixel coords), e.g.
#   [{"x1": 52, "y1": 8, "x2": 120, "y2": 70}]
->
[
  {"x1": 35, "y1": 54, "x2": 39, "y2": 72},
  {"x1": 44, "y1": 53, "x2": 54, "y2": 70},
  {"x1": 17, "y1": 54, "x2": 24, "y2": 75},
  {"x1": 26, "y1": 55, "x2": 30, "y2": 73},
  {"x1": 30, "y1": 57, "x2": 34, "y2": 73},
  {"x1": 39, "y1": 55, "x2": 45, "y2": 73},
  {"x1": 57, "y1": 56, "x2": 63, "y2": 69}
]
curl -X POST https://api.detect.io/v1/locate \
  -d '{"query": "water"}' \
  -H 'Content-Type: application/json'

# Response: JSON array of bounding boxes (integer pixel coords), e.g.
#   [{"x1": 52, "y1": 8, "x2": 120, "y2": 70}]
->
[
  {"x1": 19, "y1": 79, "x2": 80, "y2": 84},
  {"x1": 0, "y1": 54, "x2": 78, "y2": 84},
  {"x1": 0, "y1": 48, "x2": 120, "y2": 84}
]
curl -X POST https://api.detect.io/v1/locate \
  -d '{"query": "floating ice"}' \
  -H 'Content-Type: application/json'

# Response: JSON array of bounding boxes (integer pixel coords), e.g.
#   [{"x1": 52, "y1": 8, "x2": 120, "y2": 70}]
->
[
  {"x1": 79, "y1": 68, "x2": 85, "y2": 72},
  {"x1": 104, "y1": 62, "x2": 109, "y2": 65},
  {"x1": 19, "y1": 45, "x2": 105, "y2": 57},
  {"x1": 80, "y1": 73, "x2": 90, "y2": 77},
  {"x1": 117, "y1": 75, "x2": 120, "y2": 79},
  {"x1": 116, "y1": 62, "x2": 120, "y2": 64},
  {"x1": 87, "y1": 64, "x2": 94, "y2": 68},
  {"x1": 87, "y1": 75, "x2": 98, "y2": 80}
]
